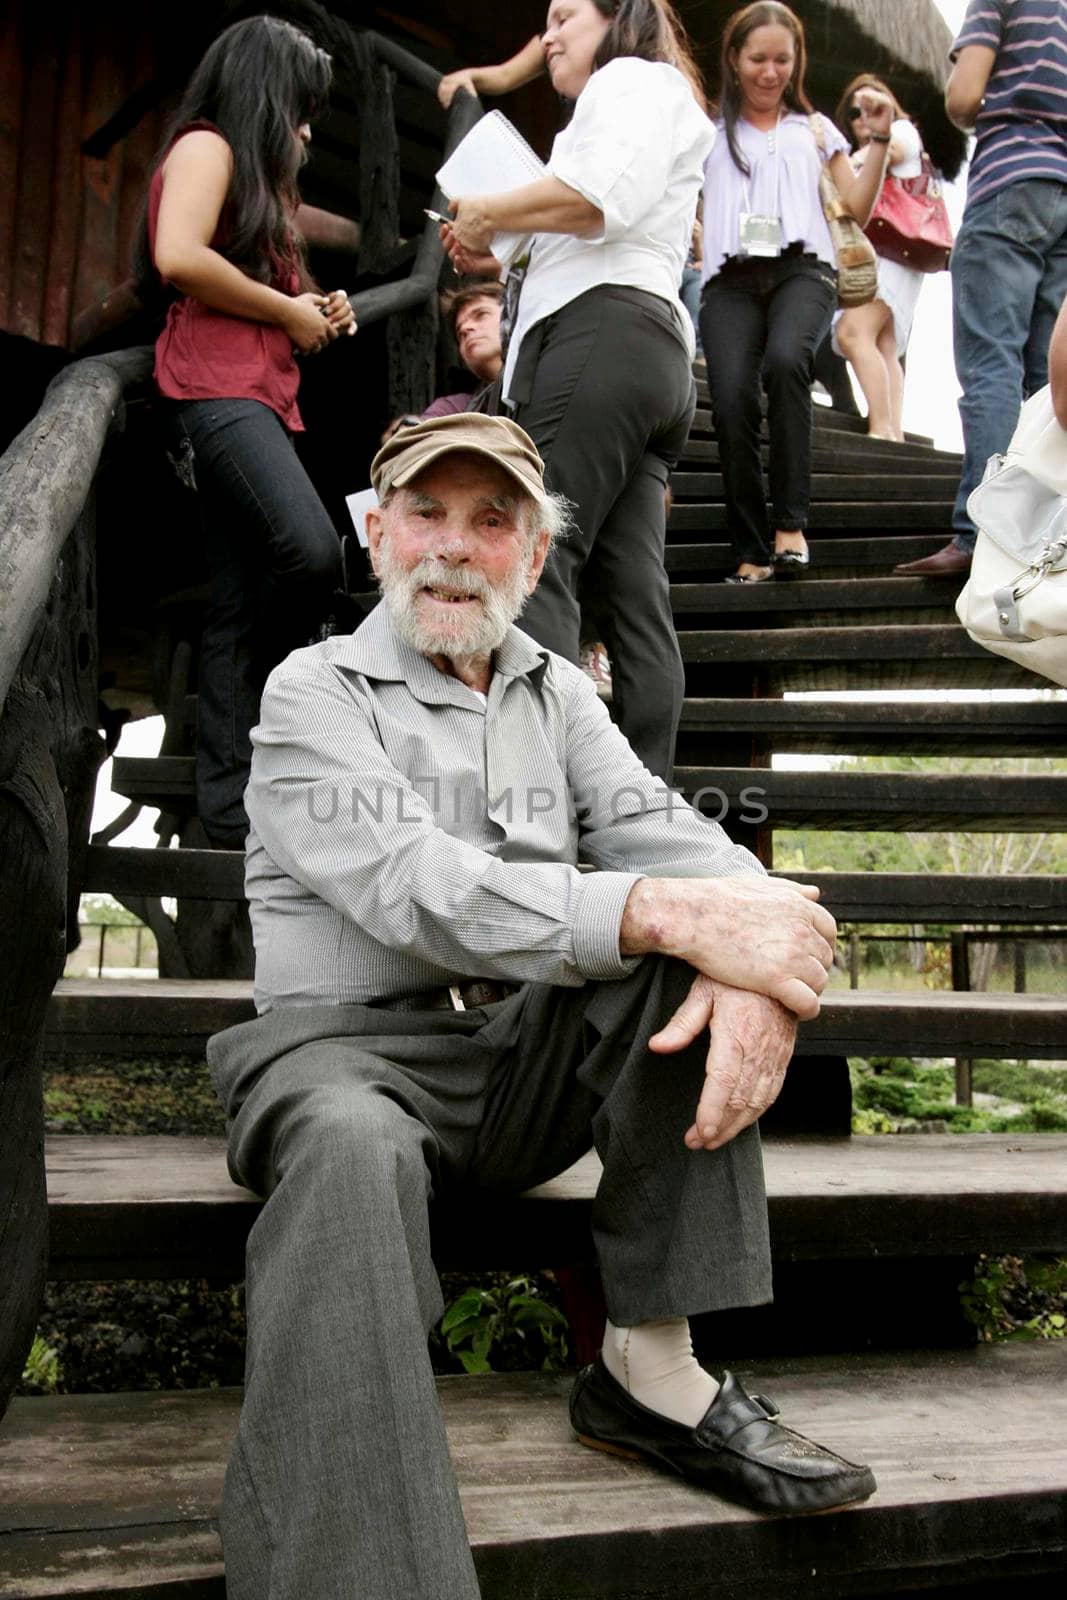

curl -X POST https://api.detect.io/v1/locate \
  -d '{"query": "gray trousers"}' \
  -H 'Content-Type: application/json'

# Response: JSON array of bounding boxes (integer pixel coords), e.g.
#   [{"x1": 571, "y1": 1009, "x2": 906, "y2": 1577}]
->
[{"x1": 208, "y1": 956, "x2": 772, "y2": 1600}]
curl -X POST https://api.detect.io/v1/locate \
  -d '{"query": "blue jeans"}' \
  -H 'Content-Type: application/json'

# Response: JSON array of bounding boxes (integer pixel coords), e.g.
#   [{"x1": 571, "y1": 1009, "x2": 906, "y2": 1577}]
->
[
  {"x1": 951, "y1": 177, "x2": 1067, "y2": 551},
  {"x1": 169, "y1": 398, "x2": 342, "y2": 847},
  {"x1": 679, "y1": 264, "x2": 703, "y2": 355}
]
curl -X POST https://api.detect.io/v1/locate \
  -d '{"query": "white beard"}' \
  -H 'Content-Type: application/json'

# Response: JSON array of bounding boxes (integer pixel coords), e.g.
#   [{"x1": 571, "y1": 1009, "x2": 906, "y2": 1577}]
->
[{"x1": 377, "y1": 540, "x2": 533, "y2": 659}]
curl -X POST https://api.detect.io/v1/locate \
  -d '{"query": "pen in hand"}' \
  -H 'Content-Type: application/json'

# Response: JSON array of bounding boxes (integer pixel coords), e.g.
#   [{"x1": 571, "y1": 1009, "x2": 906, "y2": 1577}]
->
[{"x1": 424, "y1": 208, "x2": 450, "y2": 225}]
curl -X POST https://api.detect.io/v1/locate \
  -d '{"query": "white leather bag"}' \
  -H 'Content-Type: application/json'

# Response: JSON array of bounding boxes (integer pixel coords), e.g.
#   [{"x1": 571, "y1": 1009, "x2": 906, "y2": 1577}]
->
[{"x1": 955, "y1": 386, "x2": 1067, "y2": 687}]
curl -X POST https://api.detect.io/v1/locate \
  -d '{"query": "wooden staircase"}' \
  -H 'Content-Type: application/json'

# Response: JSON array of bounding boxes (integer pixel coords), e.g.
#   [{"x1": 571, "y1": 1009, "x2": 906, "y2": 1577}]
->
[{"x1": 3, "y1": 393, "x2": 1066, "y2": 1596}]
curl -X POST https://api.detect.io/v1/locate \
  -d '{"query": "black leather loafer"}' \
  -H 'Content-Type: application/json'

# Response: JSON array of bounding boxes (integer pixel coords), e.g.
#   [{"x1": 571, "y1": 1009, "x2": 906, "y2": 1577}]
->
[{"x1": 570, "y1": 1358, "x2": 876, "y2": 1514}]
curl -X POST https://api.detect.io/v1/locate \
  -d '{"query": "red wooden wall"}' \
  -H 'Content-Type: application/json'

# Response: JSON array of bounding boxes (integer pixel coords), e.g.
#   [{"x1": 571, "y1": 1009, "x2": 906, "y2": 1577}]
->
[{"x1": 0, "y1": 0, "x2": 167, "y2": 349}]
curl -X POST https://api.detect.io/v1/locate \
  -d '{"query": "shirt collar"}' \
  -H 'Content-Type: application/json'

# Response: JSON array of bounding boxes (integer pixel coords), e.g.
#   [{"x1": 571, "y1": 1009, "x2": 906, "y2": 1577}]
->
[{"x1": 327, "y1": 601, "x2": 550, "y2": 705}]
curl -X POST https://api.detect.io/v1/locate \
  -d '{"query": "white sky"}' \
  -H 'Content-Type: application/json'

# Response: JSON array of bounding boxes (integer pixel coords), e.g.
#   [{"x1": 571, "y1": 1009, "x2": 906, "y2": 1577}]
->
[
  {"x1": 88, "y1": 0, "x2": 995, "y2": 847},
  {"x1": 891, "y1": 0, "x2": 969, "y2": 450}
]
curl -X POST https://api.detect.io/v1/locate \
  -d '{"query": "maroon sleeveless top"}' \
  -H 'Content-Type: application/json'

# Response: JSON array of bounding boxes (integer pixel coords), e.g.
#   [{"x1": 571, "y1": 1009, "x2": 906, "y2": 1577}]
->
[{"x1": 148, "y1": 124, "x2": 304, "y2": 432}]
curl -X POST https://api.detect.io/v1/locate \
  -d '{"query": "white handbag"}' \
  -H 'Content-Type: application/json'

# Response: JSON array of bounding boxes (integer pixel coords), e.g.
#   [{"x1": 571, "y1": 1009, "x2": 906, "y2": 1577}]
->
[{"x1": 955, "y1": 386, "x2": 1067, "y2": 687}]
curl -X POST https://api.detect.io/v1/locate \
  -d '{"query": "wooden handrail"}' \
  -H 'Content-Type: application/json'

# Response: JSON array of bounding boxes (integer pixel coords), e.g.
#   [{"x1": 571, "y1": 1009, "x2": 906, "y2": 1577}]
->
[
  {"x1": 0, "y1": 347, "x2": 152, "y2": 714},
  {"x1": 348, "y1": 44, "x2": 484, "y2": 330}
]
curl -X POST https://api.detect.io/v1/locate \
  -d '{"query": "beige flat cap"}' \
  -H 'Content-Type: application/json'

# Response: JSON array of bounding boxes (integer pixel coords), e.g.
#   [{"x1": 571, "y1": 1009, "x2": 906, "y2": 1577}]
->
[{"x1": 370, "y1": 412, "x2": 547, "y2": 502}]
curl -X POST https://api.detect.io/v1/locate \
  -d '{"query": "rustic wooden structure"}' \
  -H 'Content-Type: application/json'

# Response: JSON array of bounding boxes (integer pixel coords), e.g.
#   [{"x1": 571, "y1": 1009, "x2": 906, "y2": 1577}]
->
[{"x1": 2, "y1": 1, "x2": 1065, "y2": 1591}]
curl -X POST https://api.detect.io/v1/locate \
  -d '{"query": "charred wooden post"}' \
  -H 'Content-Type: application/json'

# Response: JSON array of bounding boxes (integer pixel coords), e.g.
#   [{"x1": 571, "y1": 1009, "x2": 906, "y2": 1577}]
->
[
  {"x1": 351, "y1": 33, "x2": 438, "y2": 417},
  {"x1": 0, "y1": 347, "x2": 151, "y2": 1417}
]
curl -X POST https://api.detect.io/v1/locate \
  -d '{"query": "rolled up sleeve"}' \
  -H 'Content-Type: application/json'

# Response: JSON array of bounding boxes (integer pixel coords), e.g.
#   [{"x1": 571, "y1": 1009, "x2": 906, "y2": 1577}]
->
[{"x1": 549, "y1": 59, "x2": 684, "y2": 243}]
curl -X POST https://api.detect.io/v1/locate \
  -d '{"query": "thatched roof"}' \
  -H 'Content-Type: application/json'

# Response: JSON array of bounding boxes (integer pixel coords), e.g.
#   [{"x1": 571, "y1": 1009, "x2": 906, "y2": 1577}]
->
[
  {"x1": 792, "y1": 0, "x2": 966, "y2": 177},
  {"x1": 825, "y1": 0, "x2": 955, "y2": 88}
]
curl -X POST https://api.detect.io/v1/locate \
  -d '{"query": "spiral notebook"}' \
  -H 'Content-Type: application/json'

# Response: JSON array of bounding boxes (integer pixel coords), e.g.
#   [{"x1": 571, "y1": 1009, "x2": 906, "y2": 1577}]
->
[{"x1": 436, "y1": 111, "x2": 546, "y2": 268}]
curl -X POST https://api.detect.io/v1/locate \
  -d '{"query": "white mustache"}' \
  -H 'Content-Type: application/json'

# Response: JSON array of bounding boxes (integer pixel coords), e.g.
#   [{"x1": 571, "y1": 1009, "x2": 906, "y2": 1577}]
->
[{"x1": 404, "y1": 559, "x2": 491, "y2": 600}]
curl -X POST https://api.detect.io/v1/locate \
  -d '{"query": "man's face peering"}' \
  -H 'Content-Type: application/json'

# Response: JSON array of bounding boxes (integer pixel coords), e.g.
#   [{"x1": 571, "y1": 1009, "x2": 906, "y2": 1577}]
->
[
  {"x1": 366, "y1": 455, "x2": 550, "y2": 660},
  {"x1": 454, "y1": 296, "x2": 504, "y2": 383}
]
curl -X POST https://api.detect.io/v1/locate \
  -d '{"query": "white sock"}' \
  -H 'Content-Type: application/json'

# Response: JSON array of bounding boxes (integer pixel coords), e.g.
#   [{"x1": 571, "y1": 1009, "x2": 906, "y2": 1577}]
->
[{"x1": 601, "y1": 1317, "x2": 719, "y2": 1427}]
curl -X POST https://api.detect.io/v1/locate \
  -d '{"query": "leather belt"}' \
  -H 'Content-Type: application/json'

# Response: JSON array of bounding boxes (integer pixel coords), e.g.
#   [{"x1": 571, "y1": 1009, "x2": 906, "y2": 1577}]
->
[{"x1": 370, "y1": 979, "x2": 521, "y2": 1013}]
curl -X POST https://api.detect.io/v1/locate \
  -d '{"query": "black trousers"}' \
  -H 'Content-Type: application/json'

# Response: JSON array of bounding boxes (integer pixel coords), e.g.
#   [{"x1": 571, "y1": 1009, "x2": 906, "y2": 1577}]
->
[
  {"x1": 513, "y1": 287, "x2": 696, "y2": 783},
  {"x1": 169, "y1": 398, "x2": 342, "y2": 848},
  {"x1": 699, "y1": 254, "x2": 837, "y2": 566}
]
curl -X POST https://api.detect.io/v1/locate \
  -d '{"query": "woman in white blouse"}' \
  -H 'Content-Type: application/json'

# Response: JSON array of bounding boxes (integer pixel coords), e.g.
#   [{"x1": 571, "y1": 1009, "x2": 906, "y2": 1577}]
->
[
  {"x1": 833, "y1": 75, "x2": 925, "y2": 442},
  {"x1": 699, "y1": 2, "x2": 892, "y2": 582},
  {"x1": 441, "y1": 0, "x2": 711, "y2": 783}
]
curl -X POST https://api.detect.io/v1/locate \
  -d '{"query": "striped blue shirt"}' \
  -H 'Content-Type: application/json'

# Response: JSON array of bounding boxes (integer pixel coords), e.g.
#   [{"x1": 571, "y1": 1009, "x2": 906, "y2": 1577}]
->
[{"x1": 954, "y1": 0, "x2": 1067, "y2": 206}]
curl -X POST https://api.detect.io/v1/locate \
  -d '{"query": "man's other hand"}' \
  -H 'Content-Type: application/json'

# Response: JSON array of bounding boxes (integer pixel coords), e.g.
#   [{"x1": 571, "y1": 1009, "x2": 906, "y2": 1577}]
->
[{"x1": 648, "y1": 975, "x2": 796, "y2": 1150}]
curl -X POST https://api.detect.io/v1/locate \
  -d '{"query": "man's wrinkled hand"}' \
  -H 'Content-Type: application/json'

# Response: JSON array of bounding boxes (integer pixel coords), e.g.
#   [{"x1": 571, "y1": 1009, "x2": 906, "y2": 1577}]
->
[
  {"x1": 648, "y1": 974, "x2": 796, "y2": 1151},
  {"x1": 621, "y1": 874, "x2": 837, "y2": 1022}
]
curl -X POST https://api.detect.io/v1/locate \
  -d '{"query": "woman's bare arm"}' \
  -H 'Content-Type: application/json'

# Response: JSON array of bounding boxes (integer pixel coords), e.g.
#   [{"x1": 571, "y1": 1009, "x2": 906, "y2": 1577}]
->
[{"x1": 437, "y1": 35, "x2": 546, "y2": 109}]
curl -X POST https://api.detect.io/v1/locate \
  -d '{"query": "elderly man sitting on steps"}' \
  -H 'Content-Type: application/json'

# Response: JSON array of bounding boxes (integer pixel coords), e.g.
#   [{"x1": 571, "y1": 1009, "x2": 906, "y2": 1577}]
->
[{"x1": 207, "y1": 412, "x2": 875, "y2": 1600}]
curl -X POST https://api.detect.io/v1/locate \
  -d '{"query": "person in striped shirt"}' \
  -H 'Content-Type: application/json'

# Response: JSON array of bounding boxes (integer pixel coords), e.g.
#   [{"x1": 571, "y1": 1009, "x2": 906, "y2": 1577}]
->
[{"x1": 896, "y1": 0, "x2": 1067, "y2": 577}]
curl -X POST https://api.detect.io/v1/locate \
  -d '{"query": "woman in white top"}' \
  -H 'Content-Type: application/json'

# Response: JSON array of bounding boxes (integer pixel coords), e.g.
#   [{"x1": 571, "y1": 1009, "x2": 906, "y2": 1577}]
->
[
  {"x1": 699, "y1": 2, "x2": 892, "y2": 582},
  {"x1": 833, "y1": 75, "x2": 925, "y2": 442},
  {"x1": 441, "y1": 0, "x2": 711, "y2": 782}
]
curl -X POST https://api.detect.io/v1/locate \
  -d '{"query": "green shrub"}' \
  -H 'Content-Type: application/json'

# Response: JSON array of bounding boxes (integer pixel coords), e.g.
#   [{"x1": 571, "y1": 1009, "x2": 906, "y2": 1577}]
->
[
  {"x1": 435, "y1": 1274, "x2": 570, "y2": 1375},
  {"x1": 854, "y1": 1075, "x2": 913, "y2": 1115},
  {"x1": 21, "y1": 1335, "x2": 62, "y2": 1394},
  {"x1": 961, "y1": 1255, "x2": 1067, "y2": 1342}
]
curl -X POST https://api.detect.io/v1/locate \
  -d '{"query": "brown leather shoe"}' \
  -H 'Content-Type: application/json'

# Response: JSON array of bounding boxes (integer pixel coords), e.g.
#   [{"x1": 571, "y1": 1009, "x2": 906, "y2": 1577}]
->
[{"x1": 893, "y1": 542, "x2": 972, "y2": 577}]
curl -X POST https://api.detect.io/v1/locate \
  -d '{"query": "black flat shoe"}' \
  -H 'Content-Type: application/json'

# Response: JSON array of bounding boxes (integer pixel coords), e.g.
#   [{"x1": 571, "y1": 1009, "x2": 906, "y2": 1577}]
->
[
  {"x1": 570, "y1": 1358, "x2": 877, "y2": 1515},
  {"x1": 724, "y1": 566, "x2": 775, "y2": 584},
  {"x1": 773, "y1": 548, "x2": 810, "y2": 577}
]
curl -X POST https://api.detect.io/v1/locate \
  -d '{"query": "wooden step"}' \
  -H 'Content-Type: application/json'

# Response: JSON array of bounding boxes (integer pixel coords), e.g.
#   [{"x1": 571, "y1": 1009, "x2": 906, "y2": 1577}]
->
[
  {"x1": 688, "y1": 404, "x2": 936, "y2": 447},
  {"x1": 42, "y1": 1133, "x2": 1067, "y2": 1279},
  {"x1": 670, "y1": 576, "x2": 960, "y2": 616},
  {"x1": 677, "y1": 697, "x2": 1067, "y2": 757},
  {"x1": 672, "y1": 472, "x2": 960, "y2": 502},
  {"x1": 112, "y1": 756, "x2": 196, "y2": 811},
  {"x1": 83, "y1": 844, "x2": 245, "y2": 901},
  {"x1": 664, "y1": 536, "x2": 946, "y2": 573},
  {"x1": 679, "y1": 437, "x2": 962, "y2": 470},
  {"x1": 104, "y1": 761, "x2": 1067, "y2": 844},
  {"x1": 676, "y1": 766, "x2": 1067, "y2": 831},
  {"x1": 79, "y1": 849, "x2": 1067, "y2": 926},
  {"x1": 1, "y1": 1345, "x2": 1064, "y2": 1596},
  {"x1": 678, "y1": 624, "x2": 1044, "y2": 691},
  {"x1": 792, "y1": 871, "x2": 1067, "y2": 924},
  {"x1": 670, "y1": 502, "x2": 954, "y2": 532},
  {"x1": 44, "y1": 980, "x2": 1066, "y2": 1063}
]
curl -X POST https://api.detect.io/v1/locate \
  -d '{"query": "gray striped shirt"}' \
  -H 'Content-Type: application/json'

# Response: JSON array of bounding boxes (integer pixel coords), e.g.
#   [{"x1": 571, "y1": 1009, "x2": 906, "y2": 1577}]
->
[{"x1": 246, "y1": 603, "x2": 762, "y2": 1012}]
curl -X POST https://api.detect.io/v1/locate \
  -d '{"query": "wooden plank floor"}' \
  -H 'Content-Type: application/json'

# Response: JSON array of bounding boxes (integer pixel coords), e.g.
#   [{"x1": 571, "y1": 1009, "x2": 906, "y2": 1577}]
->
[
  {"x1": 1, "y1": 1346, "x2": 1064, "y2": 1598},
  {"x1": 43, "y1": 1134, "x2": 1067, "y2": 1279}
]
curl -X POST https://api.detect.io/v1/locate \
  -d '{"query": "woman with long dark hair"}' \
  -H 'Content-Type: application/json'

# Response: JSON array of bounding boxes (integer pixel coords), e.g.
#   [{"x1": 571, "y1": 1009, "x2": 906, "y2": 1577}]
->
[
  {"x1": 833, "y1": 73, "x2": 926, "y2": 442},
  {"x1": 141, "y1": 13, "x2": 354, "y2": 847},
  {"x1": 700, "y1": 2, "x2": 892, "y2": 581},
  {"x1": 442, "y1": 0, "x2": 711, "y2": 783}
]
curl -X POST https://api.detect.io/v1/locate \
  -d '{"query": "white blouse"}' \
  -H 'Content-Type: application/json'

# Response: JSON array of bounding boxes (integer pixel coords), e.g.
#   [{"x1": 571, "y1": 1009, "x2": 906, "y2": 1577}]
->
[
  {"x1": 502, "y1": 57, "x2": 715, "y2": 404},
  {"x1": 700, "y1": 111, "x2": 849, "y2": 281}
]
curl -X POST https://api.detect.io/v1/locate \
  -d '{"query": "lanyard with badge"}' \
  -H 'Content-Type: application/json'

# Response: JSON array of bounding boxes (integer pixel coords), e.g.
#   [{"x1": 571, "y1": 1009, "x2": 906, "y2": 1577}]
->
[{"x1": 738, "y1": 113, "x2": 783, "y2": 258}]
